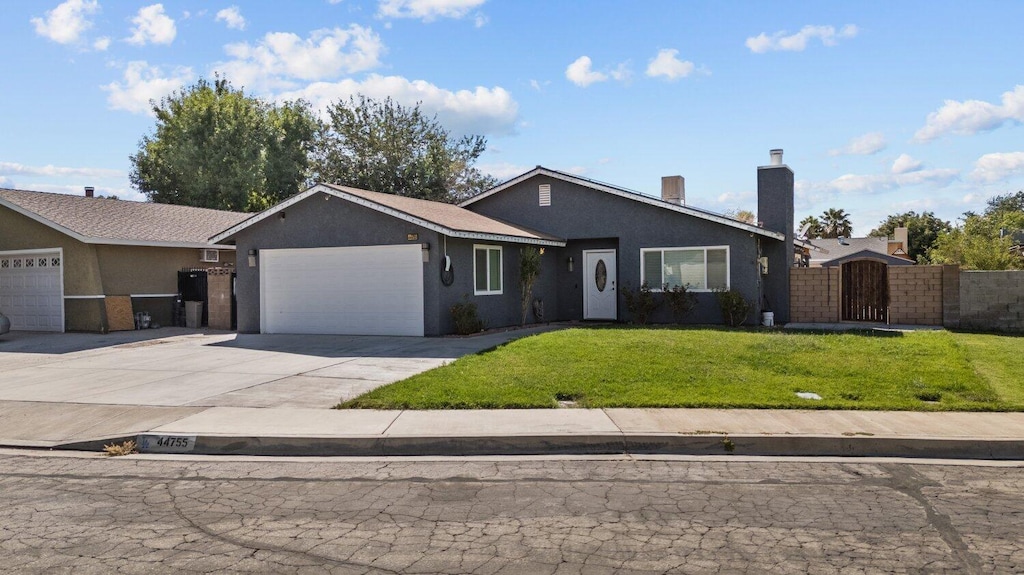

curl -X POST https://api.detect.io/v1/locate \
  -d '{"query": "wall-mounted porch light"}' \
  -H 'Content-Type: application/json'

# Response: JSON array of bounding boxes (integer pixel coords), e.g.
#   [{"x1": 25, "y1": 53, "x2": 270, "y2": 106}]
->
[
  {"x1": 567, "y1": 256, "x2": 574, "y2": 272},
  {"x1": 248, "y1": 249, "x2": 257, "y2": 268},
  {"x1": 421, "y1": 242, "x2": 430, "y2": 263}
]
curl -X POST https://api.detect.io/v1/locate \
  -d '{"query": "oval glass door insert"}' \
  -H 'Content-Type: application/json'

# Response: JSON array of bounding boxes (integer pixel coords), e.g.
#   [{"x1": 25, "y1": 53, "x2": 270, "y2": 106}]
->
[{"x1": 595, "y1": 259, "x2": 608, "y2": 292}]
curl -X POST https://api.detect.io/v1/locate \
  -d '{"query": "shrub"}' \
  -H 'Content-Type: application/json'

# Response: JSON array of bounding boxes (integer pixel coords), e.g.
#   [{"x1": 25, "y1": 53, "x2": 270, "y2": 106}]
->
[
  {"x1": 451, "y1": 296, "x2": 485, "y2": 335},
  {"x1": 715, "y1": 289, "x2": 752, "y2": 327},
  {"x1": 621, "y1": 281, "x2": 661, "y2": 324},
  {"x1": 663, "y1": 283, "x2": 698, "y2": 323}
]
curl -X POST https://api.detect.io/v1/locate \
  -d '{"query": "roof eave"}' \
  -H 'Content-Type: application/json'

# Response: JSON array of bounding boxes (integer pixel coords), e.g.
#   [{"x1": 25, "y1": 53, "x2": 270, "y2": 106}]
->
[
  {"x1": 210, "y1": 184, "x2": 567, "y2": 247},
  {"x1": 461, "y1": 167, "x2": 786, "y2": 241}
]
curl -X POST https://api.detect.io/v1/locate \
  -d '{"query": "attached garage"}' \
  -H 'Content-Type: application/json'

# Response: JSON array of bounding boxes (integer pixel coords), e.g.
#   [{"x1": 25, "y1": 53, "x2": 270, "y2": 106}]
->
[
  {"x1": 0, "y1": 249, "x2": 64, "y2": 332},
  {"x1": 260, "y1": 244, "x2": 424, "y2": 336}
]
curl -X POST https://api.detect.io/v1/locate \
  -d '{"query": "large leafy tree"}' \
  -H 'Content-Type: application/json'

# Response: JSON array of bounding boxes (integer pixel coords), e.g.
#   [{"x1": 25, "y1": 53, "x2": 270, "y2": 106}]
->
[
  {"x1": 931, "y1": 191, "x2": 1024, "y2": 269},
  {"x1": 130, "y1": 77, "x2": 319, "y2": 212},
  {"x1": 311, "y1": 96, "x2": 496, "y2": 203},
  {"x1": 868, "y1": 211, "x2": 952, "y2": 263},
  {"x1": 819, "y1": 208, "x2": 853, "y2": 238}
]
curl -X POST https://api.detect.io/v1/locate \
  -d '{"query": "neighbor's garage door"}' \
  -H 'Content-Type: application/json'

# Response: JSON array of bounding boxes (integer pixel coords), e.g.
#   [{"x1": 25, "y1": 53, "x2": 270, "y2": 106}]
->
[
  {"x1": 260, "y1": 245, "x2": 424, "y2": 336},
  {"x1": 0, "y1": 250, "x2": 64, "y2": 332}
]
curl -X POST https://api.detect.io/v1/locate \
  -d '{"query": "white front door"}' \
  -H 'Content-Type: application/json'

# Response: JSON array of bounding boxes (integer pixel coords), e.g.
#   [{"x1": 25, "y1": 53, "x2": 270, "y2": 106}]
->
[
  {"x1": 0, "y1": 250, "x2": 65, "y2": 332},
  {"x1": 260, "y1": 244, "x2": 424, "y2": 336},
  {"x1": 583, "y1": 249, "x2": 617, "y2": 320}
]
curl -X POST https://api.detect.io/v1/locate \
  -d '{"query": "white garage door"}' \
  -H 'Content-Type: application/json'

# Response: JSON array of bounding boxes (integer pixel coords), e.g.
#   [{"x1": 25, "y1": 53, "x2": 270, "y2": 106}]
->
[
  {"x1": 0, "y1": 250, "x2": 64, "y2": 332},
  {"x1": 260, "y1": 245, "x2": 424, "y2": 336}
]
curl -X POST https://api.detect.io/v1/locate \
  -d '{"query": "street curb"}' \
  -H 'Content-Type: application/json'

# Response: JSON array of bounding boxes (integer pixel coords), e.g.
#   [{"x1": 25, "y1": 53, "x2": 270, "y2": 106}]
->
[{"x1": 47, "y1": 433, "x2": 1024, "y2": 460}]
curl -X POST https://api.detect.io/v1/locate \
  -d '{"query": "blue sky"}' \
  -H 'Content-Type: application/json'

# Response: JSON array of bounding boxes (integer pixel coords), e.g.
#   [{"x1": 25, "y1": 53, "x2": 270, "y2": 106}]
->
[{"x1": 2, "y1": 1, "x2": 1023, "y2": 235}]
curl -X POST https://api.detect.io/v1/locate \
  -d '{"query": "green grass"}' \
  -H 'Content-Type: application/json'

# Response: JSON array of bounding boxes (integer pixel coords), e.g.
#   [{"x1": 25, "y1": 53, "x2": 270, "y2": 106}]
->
[{"x1": 338, "y1": 327, "x2": 1024, "y2": 411}]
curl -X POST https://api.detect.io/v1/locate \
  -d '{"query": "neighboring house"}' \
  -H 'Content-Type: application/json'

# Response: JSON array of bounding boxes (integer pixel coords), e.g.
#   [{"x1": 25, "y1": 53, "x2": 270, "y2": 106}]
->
[
  {"x1": 804, "y1": 228, "x2": 914, "y2": 267},
  {"x1": 212, "y1": 149, "x2": 795, "y2": 336},
  {"x1": 0, "y1": 187, "x2": 246, "y2": 332}
]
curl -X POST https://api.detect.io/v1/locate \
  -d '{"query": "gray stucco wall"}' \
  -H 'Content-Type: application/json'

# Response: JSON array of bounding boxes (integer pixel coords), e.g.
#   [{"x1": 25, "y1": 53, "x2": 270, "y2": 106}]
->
[
  {"x1": 466, "y1": 176, "x2": 775, "y2": 325},
  {"x1": 230, "y1": 191, "x2": 443, "y2": 335},
  {"x1": 757, "y1": 165, "x2": 794, "y2": 322}
]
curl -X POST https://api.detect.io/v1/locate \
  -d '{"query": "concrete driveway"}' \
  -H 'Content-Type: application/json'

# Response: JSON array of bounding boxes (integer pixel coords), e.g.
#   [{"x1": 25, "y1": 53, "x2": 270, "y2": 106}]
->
[{"x1": 0, "y1": 327, "x2": 556, "y2": 409}]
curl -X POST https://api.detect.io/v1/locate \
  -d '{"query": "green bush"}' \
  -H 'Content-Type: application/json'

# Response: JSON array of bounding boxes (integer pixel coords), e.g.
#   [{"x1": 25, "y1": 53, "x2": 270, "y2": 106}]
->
[
  {"x1": 715, "y1": 289, "x2": 752, "y2": 327},
  {"x1": 663, "y1": 283, "x2": 698, "y2": 323},
  {"x1": 451, "y1": 296, "x2": 484, "y2": 335},
  {"x1": 621, "y1": 281, "x2": 661, "y2": 324}
]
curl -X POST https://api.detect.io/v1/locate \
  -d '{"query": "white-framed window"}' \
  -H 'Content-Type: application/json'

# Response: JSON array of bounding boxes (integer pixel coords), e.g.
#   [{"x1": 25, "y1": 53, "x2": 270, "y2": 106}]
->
[
  {"x1": 640, "y1": 246, "x2": 729, "y2": 291},
  {"x1": 474, "y1": 244, "x2": 503, "y2": 295}
]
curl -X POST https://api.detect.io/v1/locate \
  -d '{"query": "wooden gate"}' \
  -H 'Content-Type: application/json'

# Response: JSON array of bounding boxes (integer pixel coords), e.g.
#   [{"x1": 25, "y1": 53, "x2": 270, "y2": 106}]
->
[{"x1": 841, "y1": 260, "x2": 888, "y2": 322}]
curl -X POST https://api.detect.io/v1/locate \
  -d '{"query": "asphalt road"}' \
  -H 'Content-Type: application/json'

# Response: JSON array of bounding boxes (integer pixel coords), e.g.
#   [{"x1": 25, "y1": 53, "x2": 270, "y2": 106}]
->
[{"x1": 1, "y1": 451, "x2": 1022, "y2": 574}]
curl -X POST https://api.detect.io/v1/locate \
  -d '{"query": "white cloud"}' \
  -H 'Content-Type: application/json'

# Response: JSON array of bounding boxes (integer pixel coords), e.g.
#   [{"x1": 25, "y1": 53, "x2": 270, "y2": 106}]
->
[
  {"x1": 277, "y1": 73, "x2": 519, "y2": 136},
  {"x1": 0, "y1": 161, "x2": 122, "y2": 179},
  {"x1": 562, "y1": 166, "x2": 588, "y2": 175},
  {"x1": 746, "y1": 24, "x2": 858, "y2": 53},
  {"x1": 378, "y1": 0, "x2": 486, "y2": 21},
  {"x1": 565, "y1": 56, "x2": 606, "y2": 87},
  {"x1": 102, "y1": 61, "x2": 193, "y2": 115},
  {"x1": 93, "y1": 36, "x2": 110, "y2": 51},
  {"x1": 217, "y1": 26, "x2": 384, "y2": 90},
  {"x1": 913, "y1": 85, "x2": 1024, "y2": 142},
  {"x1": 215, "y1": 6, "x2": 246, "y2": 30},
  {"x1": 645, "y1": 49, "x2": 695, "y2": 80},
  {"x1": 127, "y1": 4, "x2": 177, "y2": 46},
  {"x1": 970, "y1": 151, "x2": 1024, "y2": 183},
  {"x1": 609, "y1": 62, "x2": 632, "y2": 82},
  {"x1": 31, "y1": 0, "x2": 99, "y2": 45},
  {"x1": 0, "y1": 176, "x2": 16, "y2": 188},
  {"x1": 828, "y1": 132, "x2": 886, "y2": 156},
  {"x1": 478, "y1": 161, "x2": 530, "y2": 180},
  {"x1": 808, "y1": 168, "x2": 959, "y2": 196},
  {"x1": 891, "y1": 153, "x2": 923, "y2": 174}
]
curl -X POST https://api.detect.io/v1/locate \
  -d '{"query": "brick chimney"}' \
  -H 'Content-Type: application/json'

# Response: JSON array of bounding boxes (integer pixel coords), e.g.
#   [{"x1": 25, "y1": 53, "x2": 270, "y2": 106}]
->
[
  {"x1": 84, "y1": 186, "x2": 95, "y2": 198},
  {"x1": 661, "y1": 176, "x2": 685, "y2": 205}
]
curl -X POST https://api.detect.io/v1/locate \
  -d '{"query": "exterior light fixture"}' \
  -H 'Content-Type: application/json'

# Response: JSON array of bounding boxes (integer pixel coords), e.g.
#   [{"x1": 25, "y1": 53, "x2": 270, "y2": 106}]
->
[
  {"x1": 247, "y1": 249, "x2": 257, "y2": 268},
  {"x1": 567, "y1": 256, "x2": 574, "y2": 272}
]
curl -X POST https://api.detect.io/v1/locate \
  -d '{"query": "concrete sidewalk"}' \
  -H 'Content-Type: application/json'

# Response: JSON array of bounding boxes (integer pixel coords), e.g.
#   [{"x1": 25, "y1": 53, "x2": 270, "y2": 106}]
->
[
  {"x1": 2, "y1": 401, "x2": 1021, "y2": 459},
  {"x1": 1, "y1": 327, "x2": 1022, "y2": 460}
]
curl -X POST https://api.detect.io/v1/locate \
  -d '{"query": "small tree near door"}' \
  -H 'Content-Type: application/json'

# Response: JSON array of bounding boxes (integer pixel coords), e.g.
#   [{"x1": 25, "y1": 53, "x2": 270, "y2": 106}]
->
[{"x1": 519, "y1": 247, "x2": 542, "y2": 325}]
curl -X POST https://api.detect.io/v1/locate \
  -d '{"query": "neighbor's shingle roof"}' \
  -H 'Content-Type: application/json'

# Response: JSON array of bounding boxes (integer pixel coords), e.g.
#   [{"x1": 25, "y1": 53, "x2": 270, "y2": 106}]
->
[
  {"x1": 807, "y1": 236, "x2": 889, "y2": 264},
  {"x1": 322, "y1": 184, "x2": 563, "y2": 242},
  {"x1": 0, "y1": 188, "x2": 248, "y2": 247}
]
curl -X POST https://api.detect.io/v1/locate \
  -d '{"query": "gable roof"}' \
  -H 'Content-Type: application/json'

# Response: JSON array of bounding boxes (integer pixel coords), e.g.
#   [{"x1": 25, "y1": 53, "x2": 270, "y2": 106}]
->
[
  {"x1": 459, "y1": 166, "x2": 785, "y2": 241},
  {"x1": 0, "y1": 187, "x2": 247, "y2": 249},
  {"x1": 210, "y1": 183, "x2": 566, "y2": 247},
  {"x1": 806, "y1": 236, "x2": 889, "y2": 265},
  {"x1": 820, "y1": 248, "x2": 916, "y2": 267}
]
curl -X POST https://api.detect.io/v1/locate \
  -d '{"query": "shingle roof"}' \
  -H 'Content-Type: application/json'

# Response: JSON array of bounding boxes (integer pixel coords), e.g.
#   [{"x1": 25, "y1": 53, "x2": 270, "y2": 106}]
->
[
  {"x1": 0, "y1": 187, "x2": 248, "y2": 248},
  {"x1": 807, "y1": 237, "x2": 888, "y2": 265},
  {"x1": 459, "y1": 166, "x2": 786, "y2": 241},
  {"x1": 210, "y1": 183, "x2": 566, "y2": 246}
]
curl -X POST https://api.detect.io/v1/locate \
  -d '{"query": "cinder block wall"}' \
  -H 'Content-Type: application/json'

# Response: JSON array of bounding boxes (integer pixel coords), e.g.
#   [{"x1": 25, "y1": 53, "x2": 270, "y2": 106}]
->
[
  {"x1": 888, "y1": 266, "x2": 943, "y2": 325},
  {"x1": 207, "y1": 268, "x2": 233, "y2": 330},
  {"x1": 789, "y1": 267, "x2": 839, "y2": 322},
  {"x1": 960, "y1": 271, "x2": 1024, "y2": 332}
]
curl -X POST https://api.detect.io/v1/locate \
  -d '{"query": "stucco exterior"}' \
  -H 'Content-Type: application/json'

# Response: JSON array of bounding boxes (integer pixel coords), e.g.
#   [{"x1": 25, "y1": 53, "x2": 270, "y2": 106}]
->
[
  {"x1": 0, "y1": 205, "x2": 229, "y2": 331},
  {"x1": 465, "y1": 175, "x2": 786, "y2": 325}
]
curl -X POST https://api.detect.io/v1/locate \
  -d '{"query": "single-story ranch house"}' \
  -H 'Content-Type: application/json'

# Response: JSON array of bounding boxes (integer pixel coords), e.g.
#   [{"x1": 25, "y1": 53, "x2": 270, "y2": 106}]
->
[
  {"x1": 211, "y1": 149, "x2": 795, "y2": 336},
  {"x1": 0, "y1": 187, "x2": 246, "y2": 332}
]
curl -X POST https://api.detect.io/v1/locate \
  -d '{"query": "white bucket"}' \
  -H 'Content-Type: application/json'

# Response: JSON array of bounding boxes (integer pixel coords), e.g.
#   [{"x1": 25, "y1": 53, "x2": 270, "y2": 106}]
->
[{"x1": 762, "y1": 311, "x2": 775, "y2": 327}]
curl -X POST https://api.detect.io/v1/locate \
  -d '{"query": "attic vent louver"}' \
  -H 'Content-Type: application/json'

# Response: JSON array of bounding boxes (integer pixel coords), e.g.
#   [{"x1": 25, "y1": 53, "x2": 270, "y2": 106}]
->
[{"x1": 539, "y1": 184, "x2": 551, "y2": 206}]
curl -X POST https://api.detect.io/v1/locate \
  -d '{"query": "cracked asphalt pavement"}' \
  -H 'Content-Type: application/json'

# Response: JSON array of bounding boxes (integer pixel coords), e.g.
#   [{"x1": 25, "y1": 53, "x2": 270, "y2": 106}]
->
[{"x1": 1, "y1": 452, "x2": 1022, "y2": 574}]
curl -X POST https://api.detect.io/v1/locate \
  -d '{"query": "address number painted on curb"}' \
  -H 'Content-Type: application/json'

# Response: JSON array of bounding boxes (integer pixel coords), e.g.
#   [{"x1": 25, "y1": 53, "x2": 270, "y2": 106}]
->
[{"x1": 137, "y1": 434, "x2": 197, "y2": 453}]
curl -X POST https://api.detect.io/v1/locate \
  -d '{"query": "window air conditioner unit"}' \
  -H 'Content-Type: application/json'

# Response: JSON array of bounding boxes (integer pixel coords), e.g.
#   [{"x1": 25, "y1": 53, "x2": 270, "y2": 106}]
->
[{"x1": 200, "y1": 248, "x2": 220, "y2": 263}]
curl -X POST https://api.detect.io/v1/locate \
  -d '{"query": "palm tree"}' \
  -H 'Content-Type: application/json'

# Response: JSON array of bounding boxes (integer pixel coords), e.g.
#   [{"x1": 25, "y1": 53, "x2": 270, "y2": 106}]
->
[
  {"x1": 798, "y1": 215, "x2": 823, "y2": 239},
  {"x1": 819, "y1": 208, "x2": 853, "y2": 238}
]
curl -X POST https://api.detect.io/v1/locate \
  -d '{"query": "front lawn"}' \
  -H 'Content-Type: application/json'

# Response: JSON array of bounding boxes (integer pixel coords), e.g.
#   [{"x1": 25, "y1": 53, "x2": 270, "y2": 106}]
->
[{"x1": 338, "y1": 327, "x2": 1024, "y2": 411}]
